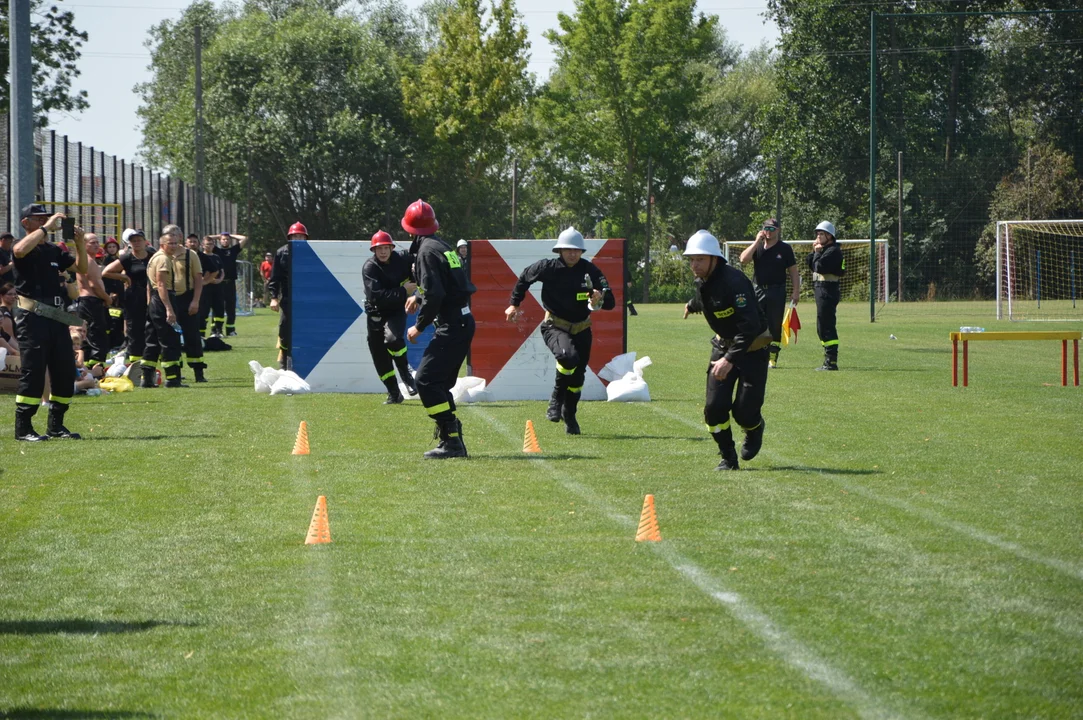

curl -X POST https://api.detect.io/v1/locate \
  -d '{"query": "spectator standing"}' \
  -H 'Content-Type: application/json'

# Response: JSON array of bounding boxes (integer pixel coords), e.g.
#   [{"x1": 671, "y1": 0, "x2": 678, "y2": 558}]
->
[
  {"x1": 0, "y1": 281, "x2": 19, "y2": 357},
  {"x1": 103, "y1": 229, "x2": 152, "y2": 369},
  {"x1": 213, "y1": 232, "x2": 249, "y2": 336},
  {"x1": 75, "y1": 234, "x2": 112, "y2": 376},
  {"x1": 142, "y1": 230, "x2": 201, "y2": 388},
  {"x1": 260, "y1": 252, "x2": 273, "y2": 307},
  {"x1": 808, "y1": 221, "x2": 844, "y2": 371},
  {"x1": 738, "y1": 218, "x2": 800, "y2": 368},
  {"x1": 0, "y1": 232, "x2": 14, "y2": 281}
]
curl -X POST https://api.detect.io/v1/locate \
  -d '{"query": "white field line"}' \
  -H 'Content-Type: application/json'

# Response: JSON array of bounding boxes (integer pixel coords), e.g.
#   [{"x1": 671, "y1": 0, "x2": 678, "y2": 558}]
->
[
  {"x1": 470, "y1": 406, "x2": 907, "y2": 720},
  {"x1": 647, "y1": 404, "x2": 1083, "y2": 582}
]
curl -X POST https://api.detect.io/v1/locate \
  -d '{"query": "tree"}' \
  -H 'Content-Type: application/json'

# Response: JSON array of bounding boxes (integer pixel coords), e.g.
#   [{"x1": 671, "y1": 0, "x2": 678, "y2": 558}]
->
[
  {"x1": 0, "y1": 2, "x2": 89, "y2": 123},
  {"x1": 403, "y1": 0, "x2": 533, "y2": 238}
]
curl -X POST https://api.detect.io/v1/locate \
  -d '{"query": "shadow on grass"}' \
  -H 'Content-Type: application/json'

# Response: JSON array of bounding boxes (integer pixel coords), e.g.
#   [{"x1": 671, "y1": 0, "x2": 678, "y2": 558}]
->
[
  {"x1": 830, "y1": 367, "x2": 930, "y2": 373},
  {"x1": 593, "y1": 434, "x2": 707, "y2": 441},
  {"x1": 0, "y1": 711, "x2": 158, "y2": 719},
  {"x1": 898, "y1": 347, "x2": 951, "y2": 354},
  {"x1": 0, "y1": 619, "x2": 196, "y2": 635},
  {"x1": 123, "y1": 434, "x2": 218, "y2": 442},
  {"x1": 758, "y1": 465, "x2": 882, "y2": 476},
  {"x1": 481, "y1": 453, "x2": 602, "y2": 461}
]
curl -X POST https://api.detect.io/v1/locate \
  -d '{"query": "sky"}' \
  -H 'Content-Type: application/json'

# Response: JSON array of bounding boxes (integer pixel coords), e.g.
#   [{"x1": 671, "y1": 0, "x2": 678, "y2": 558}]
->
[{"x1": 47, "y1": 0, "x2": 780, "y2": 171}]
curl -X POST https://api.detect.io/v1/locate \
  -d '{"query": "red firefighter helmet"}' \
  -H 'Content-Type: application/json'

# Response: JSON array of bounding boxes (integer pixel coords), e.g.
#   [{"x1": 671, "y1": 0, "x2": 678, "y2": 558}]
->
[
  {"x1": 400, "y1": 199, "x2": 439, "y2": 236},
  {"x1": 287, "y1": 222, "x2": 308, "y2": 239},
  {"x1": 370, "y1": 230, "x2": 394, "y2": 250}
]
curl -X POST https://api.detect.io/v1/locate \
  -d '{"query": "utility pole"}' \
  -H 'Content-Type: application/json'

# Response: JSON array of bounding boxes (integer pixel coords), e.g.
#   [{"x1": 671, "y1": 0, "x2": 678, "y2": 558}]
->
[
  {"x1": 511, "y1": 159, "x2": 518, "y2": 238},
  {"x1": 9, "y1": 0, "x2": 35, "y2": 233},
  {"x1": 194, "y1": 25, "x2": 205, "y2": 236},
  {"x1": 642, "y1": 158, "x2": 652, "y2": 304},
  {"x1": 775, "y1": 157, "x2": 782, "y2": 240},
  {"x1": 897, "y1": 151, "x2": 903, "y2": 302}
]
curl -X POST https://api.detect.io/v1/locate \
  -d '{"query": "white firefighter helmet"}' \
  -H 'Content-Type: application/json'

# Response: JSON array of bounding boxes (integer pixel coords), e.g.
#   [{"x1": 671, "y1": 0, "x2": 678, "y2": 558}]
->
[
  {"x1": 683, "y1": 229, "x2": 723, "y2": 258},
  {"x1": 553, "y1": 226, "x2": 586, "y2": 253},
  {"x1": 815, "y1": 220, "x2": 837, "y2": 239}
]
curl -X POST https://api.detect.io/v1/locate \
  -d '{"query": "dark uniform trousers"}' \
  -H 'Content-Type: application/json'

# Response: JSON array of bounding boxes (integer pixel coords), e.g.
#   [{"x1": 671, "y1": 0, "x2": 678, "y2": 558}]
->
[
  {"x1": 175, "y1": 290, "x2": 206, "y2": 371},
  {"x1": 755, "y1": 284, "x2": 787, "y2": 346},
  {"x1": 223, "y1": 279, "x2": 237, "y2": 332},
  {"x1": 540, "y1": 321, "x2": 592, "y2": 418},
  {"x1": 108, "y1": 304, "x2": 124, "y2": 351},
  {"x1": 367, "y1": 309, "x2": 410, "y2": 387},
  {"x1": 814, "y1": 281, "x2": 840, "y2": 363},
  {"x1": 14, "y1": 307, "x2": 77, "y2": 419},
  {"x1": 416, "y1": 310, "x2": 475, "y2": 422},
  {"x1": 207, "y1": 283, "x2": 225, "y2": 335},
  {"x1": 277, "y1": 296, "x2": 290, "y2": 353},
  {"x1": 124, "y1": 289, "x2": 147, "y2": 364},
  {"x1": 77, "y1": 296, "x2": 109, "y2": 370},
  {"x1": 198, "y1": 285, "x2": 213, "y2": 336},
  {"x1": 142, "y1": 293, "x2": 182, "y2": 381},
  {"x1": 704, "y1": 338, "x2": 769, "y2": 452}
]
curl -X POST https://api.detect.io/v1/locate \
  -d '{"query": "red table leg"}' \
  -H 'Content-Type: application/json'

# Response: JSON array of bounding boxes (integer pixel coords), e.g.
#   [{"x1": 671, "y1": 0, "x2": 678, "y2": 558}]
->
[
  {"x1": 1074, "y1": 339, "x2": 1079, "y2": 387},
  {"x1": 1063, "y1": 340, "x2": 1068, "y2": 386},
  {"x1": 963, "y1": 340, "x2": 968, "y2": 387},
  {"x1": 952, "y1": 340, "x2": 958, "y2": 386}
]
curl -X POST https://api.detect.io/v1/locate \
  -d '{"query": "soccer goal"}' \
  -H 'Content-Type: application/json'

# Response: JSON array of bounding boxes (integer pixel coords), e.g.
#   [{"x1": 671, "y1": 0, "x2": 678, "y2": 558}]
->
[
  {"x1": 997, "y1": 220, "x2": 1083, "y2": 321},
  {"x1": 723, "y1": 238, "x2": 890, "y2": 305},
  {"x1": 38, "y1": 201, "x2": 123, "y2": 243}
]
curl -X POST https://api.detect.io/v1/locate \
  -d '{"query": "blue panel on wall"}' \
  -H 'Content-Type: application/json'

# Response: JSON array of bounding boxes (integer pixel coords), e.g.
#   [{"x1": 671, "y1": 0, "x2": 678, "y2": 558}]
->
[{"x1": 291, "y1": 240, "x2": 363, "y2": 378}]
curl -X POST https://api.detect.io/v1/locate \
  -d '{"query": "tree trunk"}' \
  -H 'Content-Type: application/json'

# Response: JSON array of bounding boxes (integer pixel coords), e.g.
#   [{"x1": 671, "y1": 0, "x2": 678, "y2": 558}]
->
[{"x1": 944, "y1": 15, "x2": 964, "y2": 164}]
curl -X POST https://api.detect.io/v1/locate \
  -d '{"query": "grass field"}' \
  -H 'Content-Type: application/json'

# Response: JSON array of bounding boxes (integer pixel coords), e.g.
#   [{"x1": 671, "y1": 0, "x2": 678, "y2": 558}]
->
[{"x1": 1, "y1": 303, "x2": 1081, "y2": 719}]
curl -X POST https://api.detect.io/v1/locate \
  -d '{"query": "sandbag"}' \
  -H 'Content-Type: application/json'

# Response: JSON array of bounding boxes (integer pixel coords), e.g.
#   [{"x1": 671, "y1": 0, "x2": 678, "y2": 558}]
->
[
  {"x1": 270, "y1": 371, "x2": 311, "y2": 395},
  {"x1": 100, "y1": 376, "x2": 135, "y2": 393}
]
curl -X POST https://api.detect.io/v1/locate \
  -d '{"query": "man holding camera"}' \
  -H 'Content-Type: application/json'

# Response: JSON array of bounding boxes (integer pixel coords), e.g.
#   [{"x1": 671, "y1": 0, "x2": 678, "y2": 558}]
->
[
  {"x1": 10, "y1": 204, "x2": 89, "y2": 441},
  {"x1": 739, "y1": 218, "x2": 800, "y2": 368}
]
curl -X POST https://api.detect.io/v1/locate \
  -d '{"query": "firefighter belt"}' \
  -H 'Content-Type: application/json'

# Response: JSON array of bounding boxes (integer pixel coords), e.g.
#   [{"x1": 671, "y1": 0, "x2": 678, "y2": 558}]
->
[
  {"x1": 544, "y1": 312, "x2": 592, "y2": 335},
  {"x1": 17, "y1": 295, "x2": 85, "y2": 327},
  {"x1": 714, "y1": 329, "x2": 773, "y2": 353}
]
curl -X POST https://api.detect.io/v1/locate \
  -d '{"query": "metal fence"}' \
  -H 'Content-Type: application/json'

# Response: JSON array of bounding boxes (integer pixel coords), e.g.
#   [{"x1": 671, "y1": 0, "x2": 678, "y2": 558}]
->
[{"x1": 1, "y1": 114, "x2": 237, "y2": 240}]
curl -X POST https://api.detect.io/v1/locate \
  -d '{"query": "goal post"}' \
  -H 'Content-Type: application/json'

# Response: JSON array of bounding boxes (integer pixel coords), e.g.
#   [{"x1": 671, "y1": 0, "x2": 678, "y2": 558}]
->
[
  {"x1": 997, "y1": 220, "x2": 1083, "y2": 321},
  {"x1": 723, "y1": 238, "x2": 890, "y2": 306},
  {"x1": 37, "y1": 201, "x2": 122, "y2": 244}
]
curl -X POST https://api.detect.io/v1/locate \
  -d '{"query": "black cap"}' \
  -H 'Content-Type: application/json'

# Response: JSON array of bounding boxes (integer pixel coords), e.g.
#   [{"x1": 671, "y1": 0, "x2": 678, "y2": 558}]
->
[
  {"x1": 19, "y1": 203, "x2": 50, "y2": 219},
  {"x1": 763, "y1": 218, "x2": 780, "y2": 229},
  {"x1": 0, "y1": 232, "x2": 14, "y2": 240}
]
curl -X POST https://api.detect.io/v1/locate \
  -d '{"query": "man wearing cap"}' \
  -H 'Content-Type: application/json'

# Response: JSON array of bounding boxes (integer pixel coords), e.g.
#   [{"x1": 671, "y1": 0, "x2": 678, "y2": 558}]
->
[
  {"x1": 269, "y1": 222, "x2": 306, "y2": 370},
  {"x1": 10, "y1": 204, "x2": 89, "y2": 441},
  {"x1": 402, "y1": 200, "x2": 476, "y2": 459},
  {"x1": 808, "y1": 220, "x2": 845, "y2": 371},
  {"x1": 103, "y1": 229, "x2": 153, "y2": 372},
  {"x1": 75, "y1": 233, "x2": 113, "y2": 376},
  {"x1": 739, "y1": 218, "x2": 800, "y2": 368},
  {"x1": 0, "y1": 232, "x2": 14, "y2": 281},
  {"x1": 505, "y1": 227, "x2": 615, "y2": 435},
  {"x1": 213, "y1": 231, "x2": 249, "y2": 336},
  {"x1": 683, "y1": 229, "x2": 771, "y2": 471},
  {"x1": 363, "y1": 231, "x2": 418, "y2": 404}
]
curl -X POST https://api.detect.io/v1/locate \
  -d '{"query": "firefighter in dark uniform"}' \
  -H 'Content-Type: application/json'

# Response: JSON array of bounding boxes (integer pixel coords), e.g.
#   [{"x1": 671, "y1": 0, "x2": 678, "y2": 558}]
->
[
  {"x1": 142, "y1": 230, "x2": 201, "y2": 388},
  {"x1": 101, "y1": 236, "x2": 126, "y2": 350},
  {"x1": 808, "y1": 221, "x2": 844, "y2": 371},
  {"x1": 213, "y1": 232, "x2": 248, "y2": 336},
  {"x1": 402, "y1": 199, "x2": 476, "y2": 460},
  {"x1": 103, "y1": 229, "x2": 152, "y2": 371},
  {"x1": 177, "y1": 233, "x2": 209, "y2": 382},
  {"x1": 505, "y1": 227, "x2": 615, "y2": 434},
  {"x1": 363, "y1": 230, "x2": 419, "y2": 404},
  {"x1": 269, "y1": 222, "x2": 306, "y2": 370},
  {"x1": 11, "y1": 204, "x2": 89, "y2": 441},
  {"x1": 683, "y1": 230, "x2": 771, "y2": 470},
  {"x1": 198, "y1": 235, "x2": 224, "y2": 338},
  {"x1": 738, "y1": 217, "x2": 800, "y2": 368}
]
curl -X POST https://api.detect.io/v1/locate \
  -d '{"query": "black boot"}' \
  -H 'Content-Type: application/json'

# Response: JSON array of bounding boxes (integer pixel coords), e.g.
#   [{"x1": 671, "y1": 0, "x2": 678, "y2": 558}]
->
[
  {"x1": 382, "y1": 377, "x2": 404, "y2": 404},
  {"x1": 394, "y1": 355, "x2": 417, "y2": 396},
  {"x1": 15, "y1": 405, "x2": 49, "y2": 442},
  {"x1": 740, "y1": 419, "x2": 765, "y2": 461},
  {"x1": 816, "y1": 347, "x2": 838, "y2": 371},
  {"x1": 47, "y1": 403, "x2": 81, "y2": 440},
  {"x1": 546, "y1": 387, "x2": 565, "y2": 423},
  {"x1": 193, "y1": 365, "x2": 207, "y2": 383},
  {"x1": 165, "y1": 366, "x2": 187, "y2": 388},
  {"x1": 140, "y1": 365, "x2": 157, "y2": 388},
  {"x1": 768, "y1": 344, "x2": 780, "y2": 369},
  {"x1": 424, "y1": 417, "x2": 467, "y2": 459},
  {"x1": 562, "y1": 392, "x2": 581, "y2": 435},
  {"x1": 712, "y1": 428, "x2": 738, "y2": 470}
]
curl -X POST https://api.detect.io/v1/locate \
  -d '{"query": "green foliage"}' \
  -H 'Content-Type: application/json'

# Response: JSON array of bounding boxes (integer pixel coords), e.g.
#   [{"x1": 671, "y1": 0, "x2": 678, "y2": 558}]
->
[{"x1": 0, "y1": 2, "x2": 88, "y2": 123}]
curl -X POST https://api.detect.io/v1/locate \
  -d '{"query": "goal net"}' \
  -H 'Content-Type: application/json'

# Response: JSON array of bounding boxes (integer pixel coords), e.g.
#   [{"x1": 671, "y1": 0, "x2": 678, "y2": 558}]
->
[
  {"x1": 997, "y1": 220, "x2": 1083, "y2": 321},
  {"x1": 38, "y1": 201, "x2": 122, "y2": 245},
  {"x1": 723, "y1": 238, "x2": 890, "y2": 305}
]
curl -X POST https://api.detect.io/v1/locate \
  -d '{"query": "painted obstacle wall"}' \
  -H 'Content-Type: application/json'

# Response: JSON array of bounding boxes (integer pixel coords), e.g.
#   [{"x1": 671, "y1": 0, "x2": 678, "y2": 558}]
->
[
  {"x1": 290, "y1": 238, "x2": 626, "y2": 398},
  {"x1": 469, "y1": 239, "x2": 626, "y2": 401}
]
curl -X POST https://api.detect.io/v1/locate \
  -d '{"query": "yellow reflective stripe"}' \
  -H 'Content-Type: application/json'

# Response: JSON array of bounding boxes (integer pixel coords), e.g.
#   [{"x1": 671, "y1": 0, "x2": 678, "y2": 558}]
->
[
  {"x1": 822, "y1": 340, "x2": 839, "y2": 347},
  {"x1": 141, "y1": 360, "x2": 160, "y2": 369},
  {"x1": 379, "y1": 370, "x2": 396, "y2": 381},
  {"x1": 162, "y1": 360, "x2": 180, "y2": 368},
  {"x1": 49, "y1": 395, "x2": 72, "y2": 405},
  {"x1": 741, "y1": 421, "x2": 761, "y2": 432},
  {"x1": 108, "y1": 308, "x2": 123, "y2": 317},
  {"x1": 567, "y1": 386, "x2": 583, "y2": 393},
  {"x1": 388, "y1": 346, "x2": 408, "y2": 357},
  {"x1": 425, "y1": 402, "x2": 451, "y2": 416},
  {"x1": 85, "y1": 359, "x2": 100, "y2": 367},
  {"x1": 706, "y1": 421, "x2": 731, "y2": 433},
  {"x1": 213, "y1": 316, "x2": 225, "y2": 322},
  {"x1": 15, "y1": 395, "x2": 41, "y2": 405},
  {"x1": 128, "y1": 355, "x2": 142, "y2": 363},
  {"x1": 225, "y1": 324, "x2": 235, "y2": 328},
  {"x1": 556, "y1": 363, "x2": 575, "y2": 375}
]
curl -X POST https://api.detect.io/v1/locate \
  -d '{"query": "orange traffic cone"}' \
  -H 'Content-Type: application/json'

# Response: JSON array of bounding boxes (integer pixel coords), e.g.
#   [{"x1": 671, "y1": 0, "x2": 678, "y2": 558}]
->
[
  {"x1": 523, "y1": 420, "x2": 542, "y2": 453},
  {"x1": 635, "y1": 494, "x2": 661, "y2": 542},
  {"x1": 305, "y1": 495, "x2": 331, "y2": 545},
  {"x1": 292, "y1": 421, "x2": 310, "y2": 455}
]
